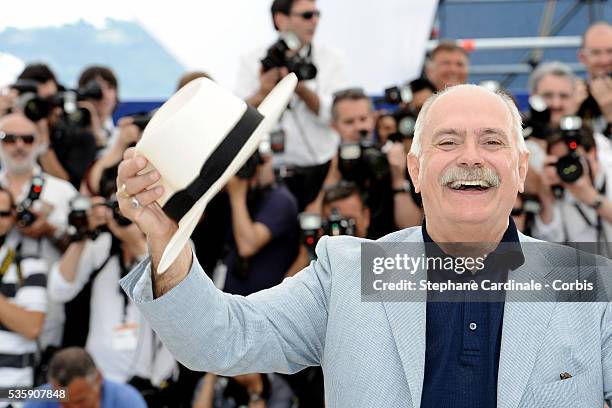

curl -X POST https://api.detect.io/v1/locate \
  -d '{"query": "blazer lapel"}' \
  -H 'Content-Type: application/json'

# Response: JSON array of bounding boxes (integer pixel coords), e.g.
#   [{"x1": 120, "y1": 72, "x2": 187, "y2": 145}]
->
[
  {"x1": 497, "y1": 245, "x2": 557, "y2": 408},
  {"x1": 380, "y1": 240, "x2": 428, "y2": 408}
]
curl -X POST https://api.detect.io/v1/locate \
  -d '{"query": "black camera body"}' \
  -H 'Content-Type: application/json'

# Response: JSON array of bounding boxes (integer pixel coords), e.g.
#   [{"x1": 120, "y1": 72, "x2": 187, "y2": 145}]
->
[
  {"x1": 554, "y1": 116, "x2": 586, "y2": 184},
  {"x1": 131, "y1": 111, "x2": 155, "y2": 132},
  {"x1": 67, "y1": 195, "x2": 93, "y2": 242},
  {"x1": 322, "y1": 209, "x2": 356, "y2": 237},
  {"x1": 298, "y1": 210, "x2": 356, "y2": 257},
  {"x1": 11, "y1": 79, "x2": 102, "y2": 126},
  {"x1": 523, "y1": 95, "x2": 553, "y2": 141},
  {"x1": 338, "y1": 131, "x2": 389, "y2": 187},
  {"x1": 298, "y1": 212, "x2": 322, "y2": 252},
  {"x1": 389, "y1": 108, "x2": 417, "y2": 142},
  {"x1": 67, "y1": 196, "x2": 132, "y2": 243},
  {"x1": 261, "y1": 35, "x2": 317, "y2": 81},
  {"x1": 237, "y1": 151, "x2": 264, "y2": 180},
  {"x1": 16, "y1": 176, "x2": 45, "y2": 228}
]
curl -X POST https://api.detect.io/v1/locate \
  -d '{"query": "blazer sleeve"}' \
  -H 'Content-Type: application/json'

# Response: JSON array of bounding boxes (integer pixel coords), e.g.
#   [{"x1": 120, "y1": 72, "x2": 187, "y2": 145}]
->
[
  {"x1": 120, "y1": 237, "x2": 333, "y2": 376},
  {"x1": 603, "y1": 302, "x2": 612, "y2": 405}
]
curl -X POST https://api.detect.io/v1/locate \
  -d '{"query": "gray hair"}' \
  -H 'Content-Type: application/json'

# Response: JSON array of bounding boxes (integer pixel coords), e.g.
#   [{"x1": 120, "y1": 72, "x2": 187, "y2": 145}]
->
[
  {"x1": 528, "y1": 61, "x2": 576, "y2": 95},
  {"x1": 331, "y1": 87, "x2": 373, "y2": 121},
  {"x1": 48, "y1": 347, "x2": 98, "y2": 387},
  {"x1": 409, "y1": 84, "x2": 527, "y2": 158}
]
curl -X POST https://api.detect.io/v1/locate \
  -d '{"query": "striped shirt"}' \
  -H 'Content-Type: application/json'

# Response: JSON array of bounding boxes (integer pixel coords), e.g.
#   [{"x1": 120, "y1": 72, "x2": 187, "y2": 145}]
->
[{"x1": 0, "y1": 241, "x2": 48, "y2": 387}]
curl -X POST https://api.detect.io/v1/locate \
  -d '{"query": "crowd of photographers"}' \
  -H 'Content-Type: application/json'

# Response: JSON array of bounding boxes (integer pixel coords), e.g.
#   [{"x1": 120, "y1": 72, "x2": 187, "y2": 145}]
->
[{"x1": 0, "y1": 0, "x2": 610, "y2": 406}]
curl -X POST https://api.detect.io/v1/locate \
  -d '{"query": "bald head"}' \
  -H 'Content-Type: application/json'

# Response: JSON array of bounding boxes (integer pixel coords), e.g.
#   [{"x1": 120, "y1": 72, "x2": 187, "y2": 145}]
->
[
  {"x1": 0, "y1": 113, "x2": 38, "y2": 136},
  {"x1": 405, "y1": 84, "x2": 530, "y2": 243},
  {"x1": 410, "y1": 84, "x2": 526, "y2": 158},
  {"x1": 579, "y1": 22, "x2": 612, "y2": 79}
]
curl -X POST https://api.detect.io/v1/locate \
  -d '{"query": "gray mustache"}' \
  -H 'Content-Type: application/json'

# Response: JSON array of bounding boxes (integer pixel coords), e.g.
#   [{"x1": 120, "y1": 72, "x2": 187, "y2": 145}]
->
[{"x1": 439, "y1": 166, "x2": 500, "y2": 188}]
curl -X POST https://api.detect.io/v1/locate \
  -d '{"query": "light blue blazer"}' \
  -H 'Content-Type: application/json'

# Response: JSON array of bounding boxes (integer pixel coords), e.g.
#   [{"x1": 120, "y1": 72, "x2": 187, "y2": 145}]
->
[{"x1": 120, "y1": 227, "x2": 612, "y2": 407}]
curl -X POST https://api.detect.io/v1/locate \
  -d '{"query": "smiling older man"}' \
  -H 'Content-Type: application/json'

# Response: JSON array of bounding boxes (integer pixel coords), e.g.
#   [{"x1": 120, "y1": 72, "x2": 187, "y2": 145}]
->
[{"x1": 117, "y1": 84, "x2": 611, "y2": 407}]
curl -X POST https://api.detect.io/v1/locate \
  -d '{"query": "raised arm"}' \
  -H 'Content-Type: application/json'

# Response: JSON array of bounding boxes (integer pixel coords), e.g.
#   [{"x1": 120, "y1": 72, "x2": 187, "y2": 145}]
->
[{"x1": 116, "y1": 148, "x2": 332, "y2": 375}]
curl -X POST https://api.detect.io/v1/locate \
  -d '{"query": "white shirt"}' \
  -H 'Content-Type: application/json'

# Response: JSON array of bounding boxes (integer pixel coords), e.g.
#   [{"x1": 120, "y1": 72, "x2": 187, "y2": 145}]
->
[
  {"x1": 48, "y1": 233, "x2": 172, "y2": 383},
  {"x1": 235, "y1": 42, "x2": 347, "y2": 167},
  {"x1": 0, "y1": 234, "x2": 47, "y2": 387},
  {"x1": 0, "y1": 166, "x2": 78, "y2": 348},
  {"x1": 532, "y1": 153, "x2": 612, "y2": 255}
]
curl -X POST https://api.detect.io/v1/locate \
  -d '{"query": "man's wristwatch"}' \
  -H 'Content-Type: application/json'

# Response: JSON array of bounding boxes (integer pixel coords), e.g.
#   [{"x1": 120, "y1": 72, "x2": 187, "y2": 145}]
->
[
  {"x1": 392, "y1": 180, "x2": 412, "y2": 195},
  {"x1": 589, "y1": 194, "x2": 605, "y2": 210}
]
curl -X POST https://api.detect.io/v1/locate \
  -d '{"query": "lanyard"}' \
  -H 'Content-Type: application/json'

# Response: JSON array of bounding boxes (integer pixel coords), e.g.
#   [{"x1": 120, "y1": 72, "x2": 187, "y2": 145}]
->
[
  {"x1": 571, "y1": 177, "x2": 611, "y2": 256},
  {"x1": 0, "y1": 244, "x2": 23, "y2": 288}
]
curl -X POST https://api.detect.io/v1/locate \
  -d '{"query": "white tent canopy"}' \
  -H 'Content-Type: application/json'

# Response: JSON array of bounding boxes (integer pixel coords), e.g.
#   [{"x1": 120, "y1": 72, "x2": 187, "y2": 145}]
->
[{"x1": 0, "y1": 0, "x2": 438, "y2": 94}]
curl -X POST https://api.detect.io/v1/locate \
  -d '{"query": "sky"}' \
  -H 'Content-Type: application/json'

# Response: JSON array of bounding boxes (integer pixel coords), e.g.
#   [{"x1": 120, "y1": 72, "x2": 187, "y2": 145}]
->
[{"x1": 0, "y1": 0, "x2": 438, "y2": 93}]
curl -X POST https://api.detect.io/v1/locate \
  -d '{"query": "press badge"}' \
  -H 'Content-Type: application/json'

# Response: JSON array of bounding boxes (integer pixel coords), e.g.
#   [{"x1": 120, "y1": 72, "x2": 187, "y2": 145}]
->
[{"x1": 112, "y1": 323, "x2": 138, "y2": 351}]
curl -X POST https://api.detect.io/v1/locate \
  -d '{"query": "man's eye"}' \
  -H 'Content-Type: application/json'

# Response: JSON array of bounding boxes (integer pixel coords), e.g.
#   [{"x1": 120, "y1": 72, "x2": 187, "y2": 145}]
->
[
  {"x1": 484, "y1": 139, "x2": 503, "y2": 146},
  {"x1": 439, "y1": 140, "x2": 457, "y2": 146}
]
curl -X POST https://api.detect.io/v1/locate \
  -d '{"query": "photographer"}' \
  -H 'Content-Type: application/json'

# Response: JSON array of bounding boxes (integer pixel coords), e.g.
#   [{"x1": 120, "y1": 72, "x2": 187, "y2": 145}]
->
[
  {"x1": 321, "y1": 181, "x2": 370, "y2": 239},
  {"x1": 0, "y1": 113, "x2": 77, "y2": 353},
  {"x1": 222, "y1": 149, "x2": 299, "y2": 296},
  {"x1": 282, "y1": 180, "x2": 368, "y2": 406},
  {"x1": 533, "y1": 117, "x2": 612, "y2": 252},
  {"x1": 0, "y1": 186, "x2": 48, "y2": 388},
  {"x1": 235, "y1": 0, "x2": 346, "y2": 211},
  {"x1": 77, "y1": 65, "x2": 121, "y2": 150},
  {"x1": 528, "y1": 62, "x2": 581, "y2": 128},
  {"x1": 288, "y1": 180, "x2": 370, "y2": 277},
  {"x1": 192, "y1": 372, "x2": 294, "y2": 408},
  {"x1": 524, "y1": 62, "x2": 612, "y2": 200},
  {"x1": 14, "y1": 63, "x2": 99, "y2": 188},
  {"x1": 577, "y1": 22, "x2": 612, "y2": 138},
  {"x1": 425, "y1": 41, "x2": 469, "y2": 92},
  {"x1": 324, "y1": 88, "x2": 422, "y2": 238},
  {"x1": 47, "y1": 168, "x2": 175, "y2": 387},
  {"x1": 83, "y1": 116, "x2": 143, "y2": 196}
]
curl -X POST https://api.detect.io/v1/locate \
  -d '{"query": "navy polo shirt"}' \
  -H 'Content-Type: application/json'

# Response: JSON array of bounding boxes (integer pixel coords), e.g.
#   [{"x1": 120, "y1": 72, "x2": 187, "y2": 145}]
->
[{"x1": 420, "y1": 217, "x2": 524, "y2": 408}]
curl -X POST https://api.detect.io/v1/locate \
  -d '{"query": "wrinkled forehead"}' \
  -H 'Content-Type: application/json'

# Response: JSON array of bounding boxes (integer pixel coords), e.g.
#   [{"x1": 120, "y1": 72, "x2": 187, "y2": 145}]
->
[{"x1": 426, "y1": 88, "x2": 513, "y2": 139}]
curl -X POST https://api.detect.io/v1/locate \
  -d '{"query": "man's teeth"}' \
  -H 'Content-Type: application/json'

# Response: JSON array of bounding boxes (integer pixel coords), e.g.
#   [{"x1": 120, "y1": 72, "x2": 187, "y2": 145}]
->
[{"x1": 448, "y1": 180, "x2": 490, "y2": 190}]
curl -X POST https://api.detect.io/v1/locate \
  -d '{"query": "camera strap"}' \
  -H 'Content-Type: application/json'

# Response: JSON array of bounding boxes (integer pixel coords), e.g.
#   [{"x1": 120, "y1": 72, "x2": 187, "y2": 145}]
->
[
  {"x1": 109, "y1": 236, "x2": 132, "y2": 324},
  {"x1": 0, "y1": 242, "x2": 24, "y2": 289},
  {"x1": 572, "y1": 177, "x2": 610, "y2": 255}
]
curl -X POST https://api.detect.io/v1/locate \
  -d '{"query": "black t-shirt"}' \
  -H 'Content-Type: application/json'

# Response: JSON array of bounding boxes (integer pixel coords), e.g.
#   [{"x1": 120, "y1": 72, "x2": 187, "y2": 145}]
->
[{"x1": 223, "y1": 185, "x2": 299, "y2": 296}]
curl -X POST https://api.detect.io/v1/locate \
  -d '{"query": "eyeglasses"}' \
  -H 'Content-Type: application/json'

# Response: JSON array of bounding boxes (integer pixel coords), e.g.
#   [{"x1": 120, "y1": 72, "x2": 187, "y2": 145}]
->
[
  {"x1": 290, "y1": 10, "x2": 321, "y2": 20},
  {"x1": 0, "y1": 210, "x2": 13, "y2": 218},
  {"x1": 0, "y1": 132, "x2": 36, "y2": 145}
]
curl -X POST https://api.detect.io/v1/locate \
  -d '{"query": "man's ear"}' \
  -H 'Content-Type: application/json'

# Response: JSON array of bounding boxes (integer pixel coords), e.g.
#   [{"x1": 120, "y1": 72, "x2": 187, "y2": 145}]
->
[
  {"x1": 577, "y1": 48, "x2": 588, "y2": 67},
  {"x1": 273, "y1": 13, "x2": 289, "y2": 32},
  {"x1": 517, "y1": 151, "x2": 529, "y2": 193},
  {"x1": 407, "y1": 153, "x2": 421, "y2": 193},
  {"x1": 331, "y1": 119, "x2": 339, "y2": 133}
]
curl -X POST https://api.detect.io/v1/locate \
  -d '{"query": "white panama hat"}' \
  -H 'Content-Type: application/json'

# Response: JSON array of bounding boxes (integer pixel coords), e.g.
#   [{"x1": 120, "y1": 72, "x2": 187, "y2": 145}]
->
[{"x1": 134, "y1": 73, "x2": 297, "y2": 273}]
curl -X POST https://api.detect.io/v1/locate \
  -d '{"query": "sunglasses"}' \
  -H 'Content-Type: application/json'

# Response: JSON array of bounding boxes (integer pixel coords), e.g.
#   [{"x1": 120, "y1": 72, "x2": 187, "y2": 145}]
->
[
  {"x1": 291, "y1": 10, "x2": 321, "y2": 19},
  {"x1": 0, "y1": 132, "x2": 36, "y2": 145}
]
